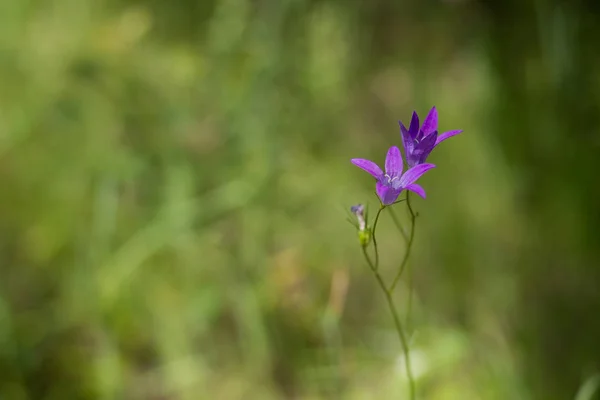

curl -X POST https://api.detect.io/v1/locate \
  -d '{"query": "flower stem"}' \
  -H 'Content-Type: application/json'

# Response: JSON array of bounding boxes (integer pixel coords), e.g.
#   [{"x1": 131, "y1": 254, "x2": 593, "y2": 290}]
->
[
  {"x1": 390, "y1": 192, "x2": 416, "y2": 293},
  {"x1": 388, "y1": 207, "x2": 409, "y2": 243},
  {"x1": 389, "y1": 197, "x2": 414, "y2": 330},
  {"x1": 361, "y1": 246, "x2": 376, "y2": 272},
  {"x1": 361, "y1": 246, "x2": 416, "y2": 400},
  {"x1": 371, "y1": 205, "x2": 384, "y2": 270},
  {"x1": 383, "y1": 286, "x2": 416, "y2": 400}
]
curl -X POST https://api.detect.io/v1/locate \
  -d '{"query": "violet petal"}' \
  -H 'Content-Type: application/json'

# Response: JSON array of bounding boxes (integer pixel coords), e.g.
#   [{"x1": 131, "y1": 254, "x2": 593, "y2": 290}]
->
[
  {"x1": 406, "y1": 183, "x2": 426, "y2": 198},
  {"x1": 351, "y1": 158, "x2": 383, "y2": 179},
  {"x1": 414, "y1": 132, "x2": 437, "y2": 164},
  {"x1": 376, "y1": 181, "x2": 402, "y2": 205},
  {"x1": 408, "y1": 111, "x2": 420, "y2": 139},
  {"x1": 421, "y1": 106, "x2": 438, "y2": 136},
  {"x1": 399, "y1": 163, "x2": 436, "y2": 186},
  {"x1": 384, "y1": 146, "x2": 403, "y2": 178},
  {"x1": 435, "y1": 130, "x2": 463, "y2": 146},
  {"x1": 399, "y1": 121, "x2": 414, "y2": 154}
]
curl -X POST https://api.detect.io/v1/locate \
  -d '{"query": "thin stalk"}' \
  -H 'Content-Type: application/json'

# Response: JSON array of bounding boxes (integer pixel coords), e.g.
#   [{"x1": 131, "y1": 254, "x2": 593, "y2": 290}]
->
[
  {"x1": 361, "y1": 217, "x2": 416, "y2": 400},
  {"x1": 404, "y1": 193, "x2": 416, "y2": 330},
  {"x1": 390, "y1": 192, "x2": 416, "y2": 292},
  {"x1": 371, "y1": 205, "x2": 384, "y2": 270},
  {"x1": 389, "y1": 199, "x2": 414, "y2": 329},
  {"x1": 383, "y1": 286, "x2": 416, "y2": 400},
  {"x1": 406, "y1": 249, "x2": 414, "y2": 331},
  {"x1": 362, "y1": 246, "x2": 376, "y2": 272},
  {"x1": 388, "y1": 207, "x2": 409, "y2": 243}
]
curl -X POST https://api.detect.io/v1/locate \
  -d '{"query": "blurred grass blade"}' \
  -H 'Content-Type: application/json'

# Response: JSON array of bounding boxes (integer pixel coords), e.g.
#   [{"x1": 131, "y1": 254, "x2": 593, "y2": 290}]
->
[{"x1": 575, "y1": 374, "x2": 600, "y2": 400}]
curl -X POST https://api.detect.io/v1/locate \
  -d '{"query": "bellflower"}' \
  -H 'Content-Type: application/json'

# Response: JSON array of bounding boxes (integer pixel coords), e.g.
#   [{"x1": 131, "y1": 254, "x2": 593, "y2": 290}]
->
[
  {"x1": 351, "y1": 146, "x2": 435, "y2": 205},
  {"x1": 399, "y1": 106, "x2": 463, "y2": 167}
]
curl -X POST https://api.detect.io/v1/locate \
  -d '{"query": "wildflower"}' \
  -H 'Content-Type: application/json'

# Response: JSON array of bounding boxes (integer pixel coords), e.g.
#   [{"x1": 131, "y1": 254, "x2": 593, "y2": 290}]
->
[
  {"x1": 351, "y1": 146, "x2": 435, "y2": 205},
  {"x1": 399, "y1": 106, "x2": 462, "y2": 167}
]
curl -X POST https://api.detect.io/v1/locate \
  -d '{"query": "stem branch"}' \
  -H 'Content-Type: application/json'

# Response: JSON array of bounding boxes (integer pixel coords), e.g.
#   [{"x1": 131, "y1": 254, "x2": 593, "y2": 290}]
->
[
  {"x1": 389, "y1": 207, "x2": 409, "y2": 242},
  {"x1": 371, "y1": 205, "x2": 384, "y2": 270},
  {"x1": 361, "y1": 247, "x2": 416, "y2": 400},
  {"x1": 390, "y1": 192, "x2": 416, "y2": 292},
  {"x1": 384, "y1": 287, "x2": 416, "y2": 400},
  {"x1": 361, "y1": 199, "x2": 416, "y2": 400}
]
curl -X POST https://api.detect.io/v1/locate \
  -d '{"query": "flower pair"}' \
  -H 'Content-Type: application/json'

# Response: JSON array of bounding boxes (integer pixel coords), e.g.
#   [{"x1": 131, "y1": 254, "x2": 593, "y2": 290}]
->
[{"x1": 351, "y1": 107, "x2": 462, "y2": 205}]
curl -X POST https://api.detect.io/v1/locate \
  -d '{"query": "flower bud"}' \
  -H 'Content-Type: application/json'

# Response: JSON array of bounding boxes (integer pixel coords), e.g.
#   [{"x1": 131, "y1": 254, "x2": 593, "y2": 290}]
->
[{"x1": 351, "y1": 204, "x2": 371, "y2": 247}]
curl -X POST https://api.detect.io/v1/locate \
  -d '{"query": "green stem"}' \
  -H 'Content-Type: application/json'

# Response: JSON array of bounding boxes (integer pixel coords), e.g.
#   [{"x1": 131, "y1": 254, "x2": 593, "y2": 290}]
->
[
  {"x1": 390, "y1": 192, "x2": 416, "y2": 292},
  {"x1": 361, "y1": 246, "x2": 416, "y2": 400},
  {"x1": 389, "y1": 199, "x2": 414, "y2": 329},
  {"x1": 362, "y1": 246, "x2": 376, "y2": 272},
  {"x1": 405, "y1": 193, "x2": 416, "y2": 330},
  {"x1": 371, "y1": 205, "x2": 384, "y2": 270},
  {"x1": 388, "y1": 207, "x2": 409, "y2": 243},
  {"x1": 384, "y1": 286, "x2": 416, "y2": 400},
  {"x1": 406, "y1": 251, "x2": 414, "y2": 331}
]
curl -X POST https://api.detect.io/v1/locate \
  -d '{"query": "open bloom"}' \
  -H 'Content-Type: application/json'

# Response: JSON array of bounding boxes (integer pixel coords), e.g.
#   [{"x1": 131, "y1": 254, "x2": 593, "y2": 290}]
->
[
  {"x1": 399, "y1": 106, "x2": 462, "y2": 167},
  {"x1": 351, "y1": 146, "x2": 435, "y2": 205}
]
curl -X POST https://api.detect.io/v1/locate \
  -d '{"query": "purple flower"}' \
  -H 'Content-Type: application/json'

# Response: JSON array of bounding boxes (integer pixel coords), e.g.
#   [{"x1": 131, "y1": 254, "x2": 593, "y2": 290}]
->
[
  {"x1": 399, "y1": 106, "x2": 463, "y2": 167},
  {"x1": 351, "y1": 146, "x2": 435, "y2": 205}
]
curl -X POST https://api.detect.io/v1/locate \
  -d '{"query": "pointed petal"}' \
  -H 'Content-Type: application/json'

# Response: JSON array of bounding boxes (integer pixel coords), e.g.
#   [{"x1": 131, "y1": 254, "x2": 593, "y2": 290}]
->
[
  {"x1": 351, "y1": 158, "x2": 383, "y2": 179},
  {"x1": 435, "y1": 130, "x2": 463, "y2": 146},
  {"x1": 421, "y1": 106, "x2": 438, "y2": 136},
  {"x1": 405, "y1": 154, "x2": 419, "y2": 169},
  {"x1": 385, "y1": 146, "x2": 403, "y2": 178},
  {"x1": 399, "y1": 163, "x2": 436, "y2": 186},
  {"x1": 377, "y1": 182, "x2": 402, "y2": 205},
  {"x1": 411, "y1": 132, "x2": 437, "y2": 164},
  {"x1": 399, "y1": 121, "x2": 409, "y2": 139},
  {"x1": 399, "y1": 121, "x2": 414, "y2": 154},
  {"x1": 408, "y1": 111, "x2": 420, "y2": 139},
  {"x1": 406, "y1": 183, "x2": 426, "y2": 198}
]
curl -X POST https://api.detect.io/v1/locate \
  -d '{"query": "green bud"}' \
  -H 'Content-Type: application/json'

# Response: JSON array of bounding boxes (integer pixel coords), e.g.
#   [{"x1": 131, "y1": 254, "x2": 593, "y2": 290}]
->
[{"x1": 358, "y1": 229, "x2": 371, "y2": 247}]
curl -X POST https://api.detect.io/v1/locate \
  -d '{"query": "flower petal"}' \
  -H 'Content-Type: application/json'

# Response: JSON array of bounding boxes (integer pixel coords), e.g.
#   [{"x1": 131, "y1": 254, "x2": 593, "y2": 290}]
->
[
  {"x1": 421, "y1": 106, "x2": 438, "y2": 136},
  {"x1": 435, "y1": 130, "x2": 463, "y2": 146},
  {"x1": 377, "y1": 182, "x2": 402, "y2": 205},
  {"x1": 406, "y1": 183, "x2": 426, "y2": 198},
  {"x1": 385, "y1": 146, "x2": 403, "y2": 178},
  {"x1": 350, "y1": 204, "x2": 365, "y2": 215},
  {"x1": 399, "y1": 163, "x2": 436, "y2": 186},
  {"x1": 399, "y1": 121, "x2": 414, "y2": 154},
  {"x1": 410, "y1": 132, "x2": 437, "y2": 165},
  {"x1": 408, "y1": 111, "x2": 420, "y2": 139},
  {"x1": 351, "y1": 158, "x2": 383, "y2": 179},
  {"x1": 405, "y1": 154, "x2": 419, "y2": 169}
]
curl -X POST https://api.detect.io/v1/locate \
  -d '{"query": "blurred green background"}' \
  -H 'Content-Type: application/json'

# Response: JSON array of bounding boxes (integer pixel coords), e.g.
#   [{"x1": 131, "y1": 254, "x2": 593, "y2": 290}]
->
[{"x1": 1, "y1": 0, "x2": 600, "y2": 399}]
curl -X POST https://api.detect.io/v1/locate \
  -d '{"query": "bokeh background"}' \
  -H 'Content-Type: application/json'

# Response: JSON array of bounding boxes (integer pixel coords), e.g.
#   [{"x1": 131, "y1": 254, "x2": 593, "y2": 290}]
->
[{"x1": 1, "y1": 0, "x2": 600, "y2": 399}]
